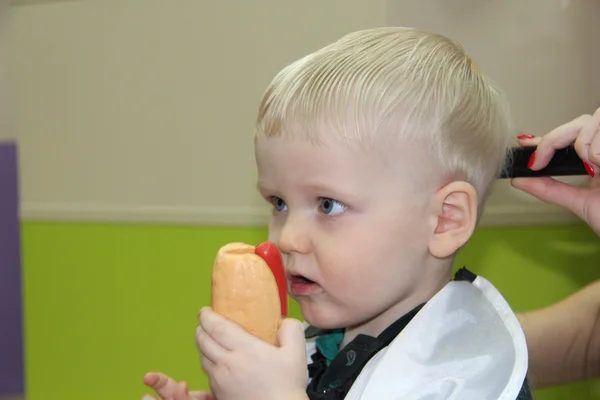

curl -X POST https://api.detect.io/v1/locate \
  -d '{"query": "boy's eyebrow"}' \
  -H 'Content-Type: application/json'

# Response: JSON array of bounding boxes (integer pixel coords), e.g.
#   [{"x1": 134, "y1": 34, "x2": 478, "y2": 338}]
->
[
  {"x1": 256, "y1": 180, "x2": 360, "y2": 202},
  {"x1": 303, "y1": 182, "x2": 335, "y2": 193},
  {"x1": 303, "y1": 181, "x2": 353, "y2": 196},
  {"x1": 303, "y1": 182, "x2": 361, "y2": 202},
  {"x1": 257, "y1": 180, "x2": 330, "y2": 193}
]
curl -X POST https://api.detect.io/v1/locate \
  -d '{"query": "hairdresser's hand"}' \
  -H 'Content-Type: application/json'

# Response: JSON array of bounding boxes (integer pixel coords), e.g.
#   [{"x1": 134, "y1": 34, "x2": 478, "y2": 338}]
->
[
  {"x1": 511, "y1": 108, "x2": 600, "y2": 235},
  {"x1": 141, "y1": 372, "x2": 214, "y2": 400},
  {"x1": 196, "y1": 307, "x2": 308, "y2": 400}
]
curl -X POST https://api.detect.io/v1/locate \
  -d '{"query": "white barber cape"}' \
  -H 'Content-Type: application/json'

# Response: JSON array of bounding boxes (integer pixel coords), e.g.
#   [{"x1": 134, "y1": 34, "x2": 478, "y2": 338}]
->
[{"x1": 304, "y1": 275, "x2": 529, "y2": 400}]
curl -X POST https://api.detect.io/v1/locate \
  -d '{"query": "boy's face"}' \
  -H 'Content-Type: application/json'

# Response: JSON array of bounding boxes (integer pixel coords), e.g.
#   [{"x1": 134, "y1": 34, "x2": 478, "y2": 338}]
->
[{"x1": 254, "y1": 134, "x2": 442, "y2": 334}]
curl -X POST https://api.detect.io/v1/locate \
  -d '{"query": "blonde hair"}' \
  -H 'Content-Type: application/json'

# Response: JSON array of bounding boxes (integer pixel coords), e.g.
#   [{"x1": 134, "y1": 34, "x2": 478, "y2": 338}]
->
[{"x1": 254, "y1": 27, "x2": 515, "y2": 199}]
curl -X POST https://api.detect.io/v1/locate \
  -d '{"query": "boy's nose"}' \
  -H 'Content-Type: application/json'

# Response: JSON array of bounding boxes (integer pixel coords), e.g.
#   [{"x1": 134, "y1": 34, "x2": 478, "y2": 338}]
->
[{"x1": 276, "y1": 214, "x2": 311, "y2": 255}]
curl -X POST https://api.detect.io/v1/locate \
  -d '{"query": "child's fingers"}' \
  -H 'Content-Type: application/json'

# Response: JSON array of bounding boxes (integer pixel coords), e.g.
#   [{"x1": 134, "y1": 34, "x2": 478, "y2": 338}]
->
[
  {"x1": 174, "y1": 381, "x2": 215, "y2": 400},
  {"x1": 189, "y1": 392, "x2": 215, "y2": 400},
  {"x1": 143, "y1": 372, "x2": 179, "y2": 399},
  {"x1": 144, "y1": 372, "x2": 176, "y2": 391},
  {"x1": 142, "y1": 372, "x2": 211, "y2": 400},
  {"x1": 173, "y1": 381, "x2": 189, "y2": 400},
  {"x1": 140, "y1": 387, "x2": 211, "y2": 400}
]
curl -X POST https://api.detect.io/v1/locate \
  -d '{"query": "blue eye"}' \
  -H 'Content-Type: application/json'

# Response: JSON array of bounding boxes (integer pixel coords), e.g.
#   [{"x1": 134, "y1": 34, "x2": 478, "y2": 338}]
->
[
  {"x1": 319, "y1": 198, "x2": 347, "y2": 216},
  {"x1": 272, "y1": 196, "x2": 288, "y2": 212}
]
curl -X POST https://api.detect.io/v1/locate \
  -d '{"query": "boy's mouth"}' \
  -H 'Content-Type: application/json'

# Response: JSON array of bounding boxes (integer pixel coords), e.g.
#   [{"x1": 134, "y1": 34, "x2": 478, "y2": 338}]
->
[
  {"x1": 290, "y1": 274, "x2": 315, "y2": 284},
  {"x1": 288, "y1": 274, "x2": 320, "y2": 296}
]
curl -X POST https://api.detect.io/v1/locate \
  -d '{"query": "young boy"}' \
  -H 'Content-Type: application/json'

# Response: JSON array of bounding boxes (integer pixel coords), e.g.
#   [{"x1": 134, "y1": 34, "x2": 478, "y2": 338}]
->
[{"x1": 143, "y1": 27, "x2": 532, "y2": 400}]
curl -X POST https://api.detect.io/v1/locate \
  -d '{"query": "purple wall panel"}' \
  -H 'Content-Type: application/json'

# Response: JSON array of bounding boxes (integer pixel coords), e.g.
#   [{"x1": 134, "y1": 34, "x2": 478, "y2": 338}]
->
[{"x1": 0, "y1": 142, "x2": 24, "y2": 395}]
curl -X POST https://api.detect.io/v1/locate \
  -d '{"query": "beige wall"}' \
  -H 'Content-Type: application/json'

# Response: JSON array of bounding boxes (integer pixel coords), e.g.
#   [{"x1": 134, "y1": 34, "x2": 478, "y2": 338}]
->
[
  {"x1": 8, "y1": 0, "x2": 386, "y2": 225},
  {"x1": 0, "y1": 0, "x2": 16, "y2": 142},
  {"x1": 385, "y1": 0, "x2": 600, "y2": 225},
  {"x1": 6, "y1": 0, "x2": 599, "y2": 226}
]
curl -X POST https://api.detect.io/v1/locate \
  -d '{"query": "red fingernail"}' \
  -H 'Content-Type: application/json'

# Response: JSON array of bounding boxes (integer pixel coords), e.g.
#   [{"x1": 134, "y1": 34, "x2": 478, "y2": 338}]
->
[
  {"x1": 584, "y1": 162, "x2": 596, "y2": 177},
  {"x1": 527, "y1": 151, "x2": 536, "y2": 169},
  {"x1": 517, "y1": 134, "x2": 536, "y2": 140}
]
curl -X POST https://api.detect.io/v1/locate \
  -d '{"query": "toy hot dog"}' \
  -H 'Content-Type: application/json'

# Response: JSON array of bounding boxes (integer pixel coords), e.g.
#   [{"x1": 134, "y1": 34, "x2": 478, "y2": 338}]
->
[{"x1": 211, "y1": 241, "x2": 287, "y2": 346}]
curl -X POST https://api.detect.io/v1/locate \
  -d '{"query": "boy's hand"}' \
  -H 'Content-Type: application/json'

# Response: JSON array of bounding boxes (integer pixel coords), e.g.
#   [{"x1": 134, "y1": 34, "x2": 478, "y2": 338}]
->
[
  {"x1": 196, "y1": 307, "x2": 308, "y2": 400},
  {"x1": 142, "y1": 372, "x2": 214, "y2": 400}
]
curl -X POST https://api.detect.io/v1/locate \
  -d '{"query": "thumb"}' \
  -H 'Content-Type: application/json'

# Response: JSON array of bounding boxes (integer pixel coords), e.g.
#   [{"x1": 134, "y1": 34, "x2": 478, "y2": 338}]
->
[
  {"x1": 511, "y1": 177, "x2": 589, "y2": 219},
  {"x1": 278, "y1": 318, "x2": 306, "y2": 351}
]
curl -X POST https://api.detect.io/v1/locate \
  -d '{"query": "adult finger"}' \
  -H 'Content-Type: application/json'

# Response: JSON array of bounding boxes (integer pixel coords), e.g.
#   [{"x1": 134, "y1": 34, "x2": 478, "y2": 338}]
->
[
  {"x1": 529, "y1": 115, "x2": 592, "y2": 170},
  {"x1": 511, "y1": 177, "x2": 588, "y2": 220},
  {"x1": 586, "y1": 108, "x2": 600, "y2": 169},
  {"x1": 590, "y1": 128, "x2": 600, "y2": 169},
  {"x1": 516, "y1": 134, "x2": 541, "y2": 147},
  {"x1": 574, "y1": 108, "x2": 600, "y2": 173}
]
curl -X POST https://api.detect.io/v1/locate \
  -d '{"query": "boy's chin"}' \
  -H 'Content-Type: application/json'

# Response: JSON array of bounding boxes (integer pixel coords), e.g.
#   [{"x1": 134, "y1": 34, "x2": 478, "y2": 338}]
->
[
  {"x1": 300, "y1": 304, "x2": 349, "y2": 330},
  {"x1": 306, "y1": 320, "x2": 344, "y2": 330}
]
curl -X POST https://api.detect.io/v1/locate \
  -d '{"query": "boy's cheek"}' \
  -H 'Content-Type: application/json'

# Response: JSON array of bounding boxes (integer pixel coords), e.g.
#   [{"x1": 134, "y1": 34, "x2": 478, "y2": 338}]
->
[{"x1": 267, "y1": 225, "x2": 279, "y2": 244}]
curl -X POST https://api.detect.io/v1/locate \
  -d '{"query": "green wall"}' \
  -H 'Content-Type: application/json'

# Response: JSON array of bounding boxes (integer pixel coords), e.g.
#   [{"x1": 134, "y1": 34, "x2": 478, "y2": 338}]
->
[{"x1": 21, "y1": 222, "x2": 600, "y2": 399}]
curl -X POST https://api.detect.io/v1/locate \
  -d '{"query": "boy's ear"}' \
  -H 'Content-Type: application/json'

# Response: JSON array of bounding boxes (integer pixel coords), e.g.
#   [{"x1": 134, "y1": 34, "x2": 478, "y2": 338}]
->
[{"x1": 428, "y1": 181, "x2": 478, "y2": 259}]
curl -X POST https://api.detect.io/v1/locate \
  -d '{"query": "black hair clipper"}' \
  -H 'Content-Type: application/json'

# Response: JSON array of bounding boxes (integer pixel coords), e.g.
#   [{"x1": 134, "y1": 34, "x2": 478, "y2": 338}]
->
[{"x1": 499, "y1": 145, "x2": 589, "y2": 178}]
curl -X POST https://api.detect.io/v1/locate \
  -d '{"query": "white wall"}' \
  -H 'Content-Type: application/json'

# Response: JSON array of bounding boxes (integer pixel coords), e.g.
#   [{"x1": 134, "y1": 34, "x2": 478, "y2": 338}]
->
[{"x1": 6, "y1": 0, "x2": 599, "y2": 226}]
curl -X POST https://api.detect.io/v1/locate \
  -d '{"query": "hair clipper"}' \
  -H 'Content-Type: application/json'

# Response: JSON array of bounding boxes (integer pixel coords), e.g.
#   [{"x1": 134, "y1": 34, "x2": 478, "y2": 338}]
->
[{"x1": 499, "y1": 145, "x2": 588, "y2": 179}]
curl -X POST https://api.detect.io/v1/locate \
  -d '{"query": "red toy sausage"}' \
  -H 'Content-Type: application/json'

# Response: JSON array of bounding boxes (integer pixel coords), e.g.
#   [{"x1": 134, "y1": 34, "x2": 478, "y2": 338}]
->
[{"x1": 255, "y1": 241, "x2": 288, "y2": 317}]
